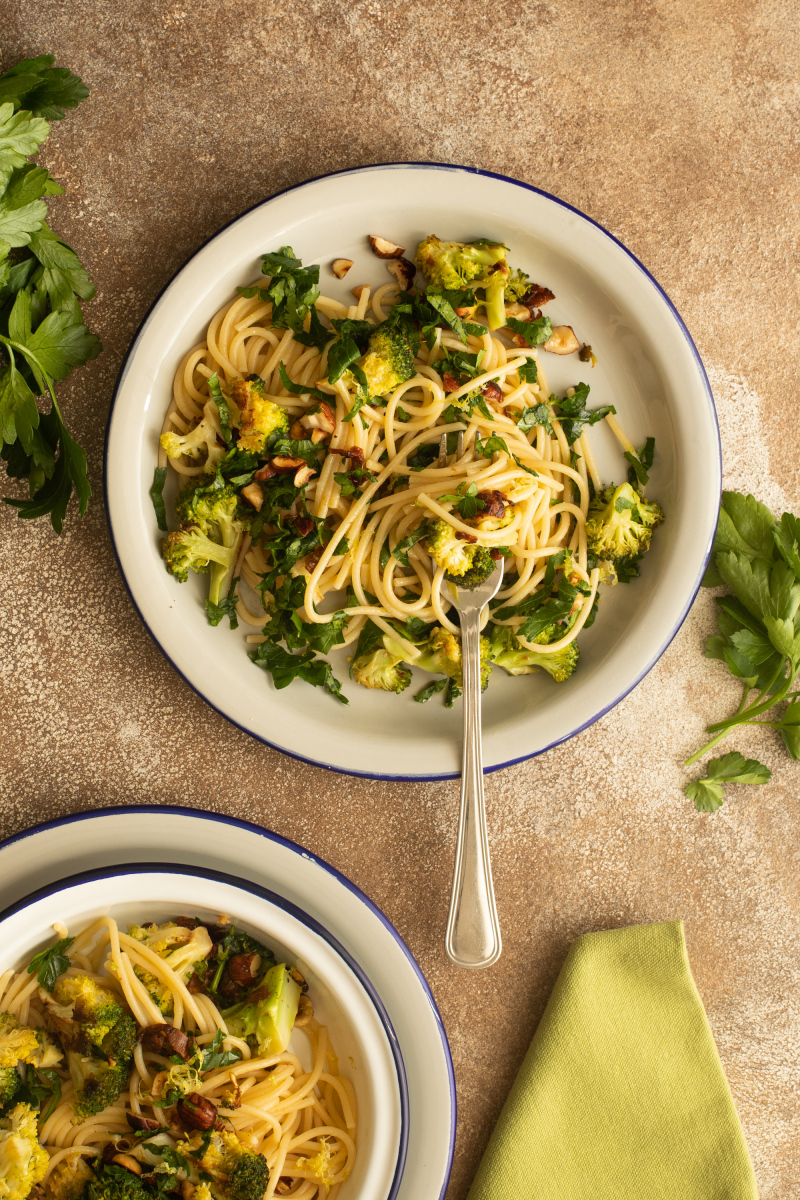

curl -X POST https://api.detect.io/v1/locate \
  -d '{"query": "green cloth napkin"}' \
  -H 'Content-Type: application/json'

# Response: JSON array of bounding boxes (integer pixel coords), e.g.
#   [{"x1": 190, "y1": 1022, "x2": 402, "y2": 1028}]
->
[{"x1": 468, "y1": 921, "x2": 757, "y2": 1200}]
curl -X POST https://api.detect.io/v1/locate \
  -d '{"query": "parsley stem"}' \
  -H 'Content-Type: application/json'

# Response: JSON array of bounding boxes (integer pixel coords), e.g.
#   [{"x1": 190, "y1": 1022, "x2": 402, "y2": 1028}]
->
[
  {"x1": 0, "y1": 336, "x2": 61, "y2": 417},
  {"x1": 684, "y1": 660, "x2": 797, "y2": 765}
]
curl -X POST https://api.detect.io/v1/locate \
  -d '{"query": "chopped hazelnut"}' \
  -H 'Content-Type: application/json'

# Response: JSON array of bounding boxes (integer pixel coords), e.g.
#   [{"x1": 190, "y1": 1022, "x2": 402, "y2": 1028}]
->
[
  {"x1": 542, "y1": 325, "x2": 580, "y2": 355},
  {"x1": 240, "y1": 483, "x2": 264, "y2": 511},
  {"x1": 387, "y1": 258, "x2": 415, "y2": 289},
  {"x1": 368, "y1": 234, "x2": 405, "y2": 259},
  {"x1": 331, "y1": 258, "x2": 353, "y2": 279}
]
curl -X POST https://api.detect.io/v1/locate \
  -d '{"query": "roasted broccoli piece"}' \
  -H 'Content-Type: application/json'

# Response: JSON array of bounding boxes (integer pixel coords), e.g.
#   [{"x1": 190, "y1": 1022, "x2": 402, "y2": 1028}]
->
[
  {"x1": 41, "y1": 977, "x2": 136, "y2": 1119},
  {"x1": 422, "y1": 519, "x2": 496, "y2": 588},
  {"x1": 0, "y1": 1068, "x2": 19, "y2": 1113},
  {"x1": 45, "y1": 976, "x2": 124, "y2": 1050},
  {"x1": 351, "y1": 642, "x2": 412, "y2": 693},
  {"x1": 65, "y1": 1013, "x2": 136, "y2": 1119},
  {"x1": 44, "y1": 1155, "x2": 95, "y2": 1200},
  {"x1": 0, "y1": 1013, "x2": 61, "y2": 1072},
  {"x1": 346, "y1": 323, "x2": 415, "y2": 398},
  {"x1": 222, "y1": 965, "x2": 301, "y2": 1057},
  {"x1": 414, "y1": 627, "x2": 492, "y2": 691},
  {"x1": 585, "y1": 482, "x2": 664, "y2": 581},
  {"x1": 160, "y1": 408, "x2": 227, "y2": 473},
  {"x1": 84, "y1": 1161, "x2": 153, "y2": 1200},
  {"x1": 177, "y1": 1129, "x2": 270, "y2": 1200},
  {"x1": 232, "y1": 375, "x2": 289, "y2": 453},
  {"x1": 126, "y1": 923, "x2": 213, "y2": 1017},
  {"x1": 162, "y1": 527, "x2": 238, "y2": 605},
  {"x1": 414, "y1": 235, "x2": 524, "y2": 330},
  {"x1": 489, "y1": 625, "x2": 579, "y2": 682},
  {"x1": 0, "y1": 1103, "x2": 49, "y2": 1200},
  {"x1": 170, "y1": 479, "x2": 246, "y2": 605},
  {"x1": 0, "y1": 1014, "x2": 61, "y2": 1112}
]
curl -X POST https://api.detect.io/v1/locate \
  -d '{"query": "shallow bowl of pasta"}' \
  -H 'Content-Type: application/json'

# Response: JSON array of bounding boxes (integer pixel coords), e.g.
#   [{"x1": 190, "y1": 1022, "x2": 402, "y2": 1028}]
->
[
  {"x1": 0, "y1": 864, "x2": 407, "y2": 1200},
  {"x1": 106, "y1": 163, "x2": 721, "y2": 777}
]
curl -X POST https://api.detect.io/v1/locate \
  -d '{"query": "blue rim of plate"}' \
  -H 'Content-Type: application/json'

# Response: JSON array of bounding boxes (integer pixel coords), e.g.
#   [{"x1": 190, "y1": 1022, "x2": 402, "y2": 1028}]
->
[
  {"x1": 0, "y1": 803, "x2": 456, "y2": 1200},
  {"x1": 104, "y1": 161, "x2": 722, "y2": 781}
]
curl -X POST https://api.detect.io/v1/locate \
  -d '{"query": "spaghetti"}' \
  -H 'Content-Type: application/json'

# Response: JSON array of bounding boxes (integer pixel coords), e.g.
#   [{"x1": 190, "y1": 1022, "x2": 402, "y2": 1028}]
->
[
  {"x1": 154, "y1": 237, "x2": 662, "y2": 701},
  {"x1": 0, "y1": 916, "x2": 356, "y2": 1200}
]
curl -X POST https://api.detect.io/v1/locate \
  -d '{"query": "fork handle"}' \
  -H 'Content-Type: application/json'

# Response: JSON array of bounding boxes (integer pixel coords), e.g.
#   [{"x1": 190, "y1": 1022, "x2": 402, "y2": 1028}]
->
[{"x1": 445, "y1": 607, "x2": 502, "y2": 968}]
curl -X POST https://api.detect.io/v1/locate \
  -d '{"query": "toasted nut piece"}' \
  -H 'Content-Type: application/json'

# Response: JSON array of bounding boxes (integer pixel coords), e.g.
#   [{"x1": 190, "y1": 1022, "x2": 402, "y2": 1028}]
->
[
  {"x1": 387, "y1": 258, "x2": 415, "y2": 289},
  {"x1": 522, "y1": 283, "x2": 555, "y2": 308},
  {"x1": 294, "y1": 993, "x2": 314, "y2": 1027},
  {"x1": 368, "y1": 234, "x2": 405, "y2": 259},
  {"x1": 331, "y1": 258, "x2": 353, "y2": 279},
  {"x1": 442, "y1": 372, "x2": 460, "y2": 394},
  {"x1": 111, "y1": 1156, "x2": 142, "y2": 1177},
  {"x1": 339, "y1": 446, "x2": 365, "y2": 468},
  {"x1": 127, "y1": 1114, "x2": 160, "y2": 1134},
  {"x1": 294, "y1": 464, "x2": 317, "y2": 487},
  {"x1": 477, "y1": 490, "x2": 506, "y2": 518},
  {"x1": 455, "y1": 530, "x2": 478, "y2": 543},
  {"x1": 139, "y1": 1024, "x2": 194, "y2": 1061},
  {"x1": 290, "y1": 967, "x2": 308, "y2": 988},
  {"x1": 254, "y1": 462, "x2": 277, "y2": 482},
  {"x1": 305, "y1": 547, "x2": 324, "y2": 571},
  {"x1": 293, "y1": 516, "x2": 315, "y2": 537},
  {"x1": 150, "y1": 1071, "x2": 167, "y2": 1099},
  {"x1": 543, "y1": 325, "x2": 580, "y2": 355},
  {"x1": 227, "y1": 952, "x2": 262, "y2": 984},
  {"x1": 181, "y1": 1183, "x2": 196, "y2": 1200},
  {"x1": 504, "y1": 302, "x2": 531, "y2": 321},
  {"x1": 301, "y1": 402, "x2": 336, "y2": 434},
  {"x1": 351, "y1": 285, "x2": 369, "y2": 299},
  {"x1": 454, "y1": 305, "x2": 477, "y2": 318},
  {"x1": 310, "y1": 428, "x2": 327, "y2": 444},
  {"x1": 177, "y1": 1093, "x2": 218, "y2": 1132},
  {"x1": 241, "y1": 483, "x2": 264, "y2": 511},
  {"x1": 172, "y1": 917, "x2": 198, "y2": 929},
  {"x1": 290, "y1": 420, "x2": 305, "y2": 440},
  {"x1": 481, "y1": 381, "x2": 504, "y2": 403},
  {"x1": 514, "y1": 332, "x2": 531, "y2": 348},
  {"x1": 271, "y1": 455, "x2": 306, "y2": 472}
]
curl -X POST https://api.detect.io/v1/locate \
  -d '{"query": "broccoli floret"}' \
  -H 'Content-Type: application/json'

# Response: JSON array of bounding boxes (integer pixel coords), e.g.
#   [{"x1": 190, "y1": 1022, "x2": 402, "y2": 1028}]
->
[
  {"x1": 63, "y1": 1013, "x2": 136, "y2": 1119},
  {"x1": 0, "y1": 1069, "x2": 19, "y2": 1114},
  {"x1": 348, "y1": 324, "x2": 415, "y2": 399},
  {"x1": 232, "y1": 375, "x2": 289, "y2": 453},
  {"x1": 45, "y1": 977, "x2": 124, "y2": 1051},
  {"x1": 175, "y1": 481, "x2": 244, "y2": 548},
  {"x1": 0, "y1": 1103, "x2": 49, "y2": 1200},
  {"x1": 489, "y1": 625, "x2": 579, "y2": 682},
  {"x1": 351, "y1": 641, "x2": 412, "y2": 692},
  {"x1": 585, "y1": 482, "x2": 664, "y2": 581},
  {"x1": 222, "y1": 965, "x2": 301, "y2": 1057},
  {"x1": 162, "y1": 527, "x2": 238, "y2": 604},
  {"x1": 0, "y1": 1014, "x2": 62, "y2": 1113},
  {"x1": 160, "y1": 408, "x2": 227, "y2": 473},
  {"x1": 422, "y1": 519, "x2": 496, "y2": 588},
  {"x1": 44, "y1": 1155, "x2": 95, "y2": 1200},
  {"x1": 126, "y1": 924, "x2": 213, "y2": 1017},
  {"x1": 84, "y1": 1161, "x2": 153, "y2": 1200},
  {"x1": 177, "y1": 1129, "x2": 269, "y2": 1200},
  {"x1": 414, "y1": 236, "x2": 522, "y2": 330},
  {"x1": 0, "y1": 1016, "x2": 38, "y2": 1069},
  {"x1": 414, "y1": 627, "x2": 492, "y2": 691},
  {"x1": 41, "y1": 978, "x2": 135, "y2": 1119}
]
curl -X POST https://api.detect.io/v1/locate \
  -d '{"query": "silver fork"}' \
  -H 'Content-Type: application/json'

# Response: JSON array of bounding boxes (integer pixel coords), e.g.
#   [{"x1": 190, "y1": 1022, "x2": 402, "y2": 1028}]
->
[
  {"x1": 442, "y1": 560, "x2": 505, "y2": 968},
  {"x1": 438, "y1": 430, "x2": 464, "y2": 467}
]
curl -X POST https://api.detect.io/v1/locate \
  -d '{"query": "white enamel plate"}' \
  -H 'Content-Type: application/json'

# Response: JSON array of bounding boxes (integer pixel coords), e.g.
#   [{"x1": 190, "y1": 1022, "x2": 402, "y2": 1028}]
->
[{"x1": 105, "y1": 163, "x2": 721, "y2": 779}]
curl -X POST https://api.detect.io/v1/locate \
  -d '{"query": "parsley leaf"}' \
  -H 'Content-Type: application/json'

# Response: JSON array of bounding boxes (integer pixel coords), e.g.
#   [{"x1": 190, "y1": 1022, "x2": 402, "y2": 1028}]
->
[
  {"x1": 506, "y1": 315, "x2": 553, "y2": 347},
  {"x1": 27, "y1": 935, "x2": 74, "y2": 991},
  {"x1": 439, "y1": 481, "x2": 484, "y2": 520},
  {"x1": 207, "y1": 373, "x2": 231, "y2": 443},
  {"x1": 277, "y1": 362, "x2": 330, "y2": 403},
  {"x1": 149, "y1": 466, "x2": 168, "y2": 532},
  {"x1": 551, "y1": 383, "x2": 615, "y2": 446},
  {"x1": 250, "y1": 641, "x2": 348, "y2": 703},
  {"x1": 518, "y1": 403, "x2": 553, "y2": 436},
  {"x1": 685, "y1": 752, "x2": 771, "y2": 813},
  {"x1": 200, "y1": 1029, "x2": 243, "y2": 1072},
  {"x1": 625, "y1": 436, "x2": 655, "y2": 487},
  {"x1": 239, "y1": 246, "x2": 320, "y2": 340},
  {"x1": 391, "y1": 526, "x2": 428, "y2": 566},
  {"x1": 206, "y1": 576, "x2": 240, "y2": 629},
  {"x1": 414, "y1": 678, "x2": 448, "y2": 703}
]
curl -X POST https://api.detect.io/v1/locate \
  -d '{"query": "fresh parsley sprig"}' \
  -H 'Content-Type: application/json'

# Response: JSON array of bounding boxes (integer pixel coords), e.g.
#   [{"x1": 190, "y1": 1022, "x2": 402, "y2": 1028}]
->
[
  {"x1": 686, "y1": 491, "x2": 800, "y2": 805},
  {"x1": 0, "y1": 55, "x2": 99, "y2": 531},
  {"x1": 685, "y1": 752, "x2": 771, "y2": 813},
  {"x1": 27, "y1": 934, "x2": 74, "y2": 991}
]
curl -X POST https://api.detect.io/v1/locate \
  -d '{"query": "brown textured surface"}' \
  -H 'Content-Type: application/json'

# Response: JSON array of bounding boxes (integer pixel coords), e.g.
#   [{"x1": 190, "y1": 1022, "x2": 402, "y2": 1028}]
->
[{"x1": 1, "y1": 3, "x2": 799, "y2": 1196}]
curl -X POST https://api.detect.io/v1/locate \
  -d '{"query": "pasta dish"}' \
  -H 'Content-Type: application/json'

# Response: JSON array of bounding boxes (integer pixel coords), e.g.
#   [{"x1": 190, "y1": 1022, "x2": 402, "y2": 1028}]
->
[
  {"x1": 0, "y1": 915, "x2": 355, "y2": 1200},
  {"x1": 151, "y1": 234, "x2": 663, "y2": 705}
]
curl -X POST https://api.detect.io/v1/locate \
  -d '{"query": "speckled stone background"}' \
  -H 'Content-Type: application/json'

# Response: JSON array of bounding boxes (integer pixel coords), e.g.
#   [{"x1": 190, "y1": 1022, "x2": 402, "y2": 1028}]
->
[{"x1": 1, "y1": 2, "x2": 799, "y2": 1195}]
